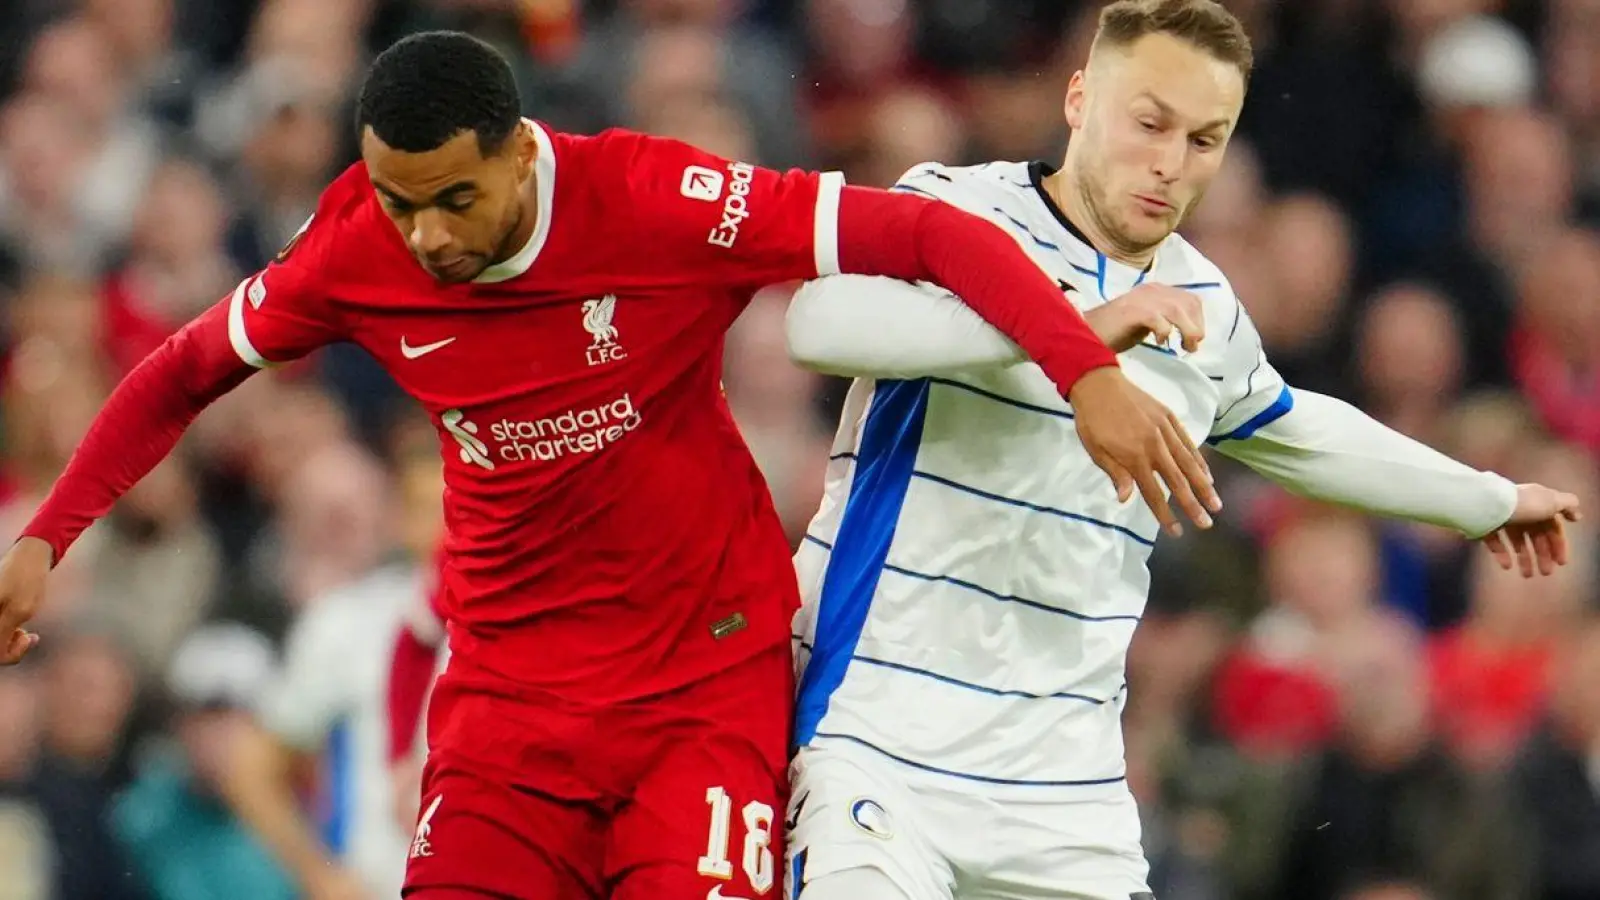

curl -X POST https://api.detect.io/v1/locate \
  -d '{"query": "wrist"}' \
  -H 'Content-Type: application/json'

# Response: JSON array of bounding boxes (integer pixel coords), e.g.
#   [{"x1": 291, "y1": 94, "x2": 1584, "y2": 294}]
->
[
  {"x1": 12, "y1": 535, "x2": 57, "y2": 568},
  {"x1": 1060, "y1": 358, "x2": 1123, "y2": 402}
]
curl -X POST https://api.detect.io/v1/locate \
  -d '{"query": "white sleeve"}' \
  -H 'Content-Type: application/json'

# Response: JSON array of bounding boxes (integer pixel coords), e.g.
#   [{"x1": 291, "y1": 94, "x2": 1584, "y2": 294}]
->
[
  {"x1": 1215, "y1": 388, "x2": 1518, "y2": 537},
  {"x1": 254, "y1": 606, "x2": 353, "y2": 751},
  {"x1": 1208, "y1": 303, "x2": 1293, "y2": 442},
  {"x1": 785, "y1": 161, "x2": 1030, "y2": 378},
  {"x1": 786, "y1": 276, "x2": 1024, "y2": 378}
]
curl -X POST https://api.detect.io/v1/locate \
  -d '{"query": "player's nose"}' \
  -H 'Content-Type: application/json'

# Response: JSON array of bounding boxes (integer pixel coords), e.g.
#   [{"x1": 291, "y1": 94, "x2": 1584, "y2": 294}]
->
[
  {"x1": 410, "y1": 209, "x2": 457, "y2": 258},
  {"x1": 1151, "y1": 134, "x2": 1186, "y2": 182}
]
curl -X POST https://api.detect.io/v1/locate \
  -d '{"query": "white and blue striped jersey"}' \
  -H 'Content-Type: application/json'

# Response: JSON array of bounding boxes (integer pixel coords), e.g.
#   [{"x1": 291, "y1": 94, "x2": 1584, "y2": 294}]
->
[{"x1": 790, "y1": 160, "x2": 1292, "y2": 797}]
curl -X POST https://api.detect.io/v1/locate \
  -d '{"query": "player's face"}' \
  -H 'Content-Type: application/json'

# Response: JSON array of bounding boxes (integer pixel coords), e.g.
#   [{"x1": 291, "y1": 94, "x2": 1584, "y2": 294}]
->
[
  {"x1": 1065, "y1": 34, "x2": 1244, "y2": 255},
  {"x1": 362, "y1": 123, "x2": 537, "y2": 284}
]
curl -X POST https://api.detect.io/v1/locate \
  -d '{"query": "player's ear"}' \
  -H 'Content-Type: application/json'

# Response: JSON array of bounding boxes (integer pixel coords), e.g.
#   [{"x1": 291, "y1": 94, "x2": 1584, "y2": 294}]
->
[
  {"x1": 1064, "y1": 70, "x2": 1088, "y2": 131},
  {"x1": 514, "y1": 121, "x2": 537, "y2": 183}
]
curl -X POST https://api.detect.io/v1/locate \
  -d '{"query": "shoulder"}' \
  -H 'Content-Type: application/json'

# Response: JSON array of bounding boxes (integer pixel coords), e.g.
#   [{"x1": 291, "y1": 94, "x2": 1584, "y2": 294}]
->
[
  {"x1": 893, "y1": 160, "x2": 1031, "y2": 202},
  {"x1": 1157, "y1": 232, "x2": 1244, "y2": 319},
  {"x1": 1157, "y1": 233, "x2": 1231, "y2": 292},
  {"x1": 896, "y1": 159, "x2": 1030, "y2": 220},
  {"x1": 269, "y1": 163, "x2": 393, "y2": 287}
]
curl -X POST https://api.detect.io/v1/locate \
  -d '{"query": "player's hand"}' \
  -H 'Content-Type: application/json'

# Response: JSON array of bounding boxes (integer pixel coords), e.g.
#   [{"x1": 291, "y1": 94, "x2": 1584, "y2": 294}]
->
[
  {"x1": 1069, "y1": 368, "x2": 1220, "y2": 537},
  {"x1": 1083, "y1": 283, "x2": 1206, "y2": 354},
  {"x1": 0, "y1": 537, "x2": 53, "y2": 665},
  {"x1": 1481, "y1": 483, "x2": 1582, "y2": 578}
]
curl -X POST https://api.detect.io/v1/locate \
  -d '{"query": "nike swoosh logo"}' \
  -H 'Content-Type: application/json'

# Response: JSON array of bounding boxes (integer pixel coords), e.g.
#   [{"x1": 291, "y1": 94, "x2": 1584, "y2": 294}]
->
[{"x1": 401, "y1": 336, "x2": 456, "y2": 359}]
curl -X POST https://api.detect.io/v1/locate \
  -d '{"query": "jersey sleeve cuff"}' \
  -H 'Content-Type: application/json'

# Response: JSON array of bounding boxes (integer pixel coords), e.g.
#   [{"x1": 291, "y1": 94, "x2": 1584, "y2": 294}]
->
[
  {"x1": 1208, "y1": 385, "x2": 1295, "y2": 445},
  {"x1": 227, "y1": 276, "x2": 271, "y2": 368},
  {"x1": 814, "y1": 171, "x2": 846, "y2": 277}
]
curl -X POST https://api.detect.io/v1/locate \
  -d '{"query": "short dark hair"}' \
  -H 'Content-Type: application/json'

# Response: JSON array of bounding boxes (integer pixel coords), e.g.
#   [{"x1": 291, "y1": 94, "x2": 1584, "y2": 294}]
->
[
  {"x1": 1094, "y1": 0, "x2": 1254, "y2": 82},
  {"x1": 356, "y1": 31, "x2": 521, "y2": 155}
]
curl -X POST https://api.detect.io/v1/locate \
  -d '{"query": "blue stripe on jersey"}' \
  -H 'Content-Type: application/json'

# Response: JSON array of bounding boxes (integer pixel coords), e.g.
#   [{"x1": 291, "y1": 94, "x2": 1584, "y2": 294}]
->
[
  {"x1": 802, "y1": 534, "x2": 1143, "y2": 623},
  {"x1": 319, "y1": 718, "x2": 354, "y2": 856},
  {"x1": 795, "y1": 379, "x2": 931, "y2": 747},
  {"x1": 1208, "y1": 385, "x2": 1295, "y2": 444},
  {"x1": 853, "y1": 655, "x2": 1113, "y2": 703},
  {"x1": 991, "y1": 208, "x2": 1062, "y2": 253},
  {"x1": 927, "y1": 377, "x2": 1073, "y2": 420},
  {"x1": 890, "y1": 184, "x2": 940, "y2": 200},
  {"x1": 910, "y1": 471, "x2": 1157, "y2": 546},
  {"x1": 813, "y1": 732, "x2": 1128, "y2": 787},
  {"x1": 810, "y1": 465, "x2": 1155, "y2": 546}
]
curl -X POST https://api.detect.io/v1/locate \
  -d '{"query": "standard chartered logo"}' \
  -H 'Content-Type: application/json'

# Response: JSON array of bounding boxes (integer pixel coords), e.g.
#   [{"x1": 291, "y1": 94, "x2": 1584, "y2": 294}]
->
[
  {"x1": 441, "y1": 394, "x2": 643, "y2": 470},
  {"x1": 442, "y1": 409, "x2": 494, "y2": 470}
]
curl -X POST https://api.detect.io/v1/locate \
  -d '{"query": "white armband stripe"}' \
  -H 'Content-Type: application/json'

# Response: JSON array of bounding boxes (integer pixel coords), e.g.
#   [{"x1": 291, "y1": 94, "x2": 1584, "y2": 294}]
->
[
  {"x1": 814, "y1": 171, "x2": 845, "y2": 277},
  {"x1": 227, "y1": 277, "x2": 269, "y2": 368}
]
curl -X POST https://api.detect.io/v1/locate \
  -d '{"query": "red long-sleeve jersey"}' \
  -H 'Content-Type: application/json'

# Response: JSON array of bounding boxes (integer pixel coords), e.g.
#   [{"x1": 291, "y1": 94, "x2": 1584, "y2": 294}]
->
[{"x1": 24, "y1": 124, "x2": 1116, "y2": 704}]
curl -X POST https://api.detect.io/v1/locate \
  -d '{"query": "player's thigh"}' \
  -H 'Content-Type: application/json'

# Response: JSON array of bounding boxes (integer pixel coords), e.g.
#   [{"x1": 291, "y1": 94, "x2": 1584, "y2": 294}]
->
[
  {"x1": 403, "y1": 755, "x2": 606, "y2": 900},
  {"x1": 785, "y1": 745, "x2": 954, "y2": 900},
  {"x1": 964, "y1": 790, "x2": 1151, "y2": 900},
  {"x1": 607, "y1": 656, "x2": 795, "y2": 900},
  {"x1": 605, "y1": 722, "x2": 787, "y2": 900},
  {"x1": 799, "y1": 867, "x2": 916, "y2": 900}
]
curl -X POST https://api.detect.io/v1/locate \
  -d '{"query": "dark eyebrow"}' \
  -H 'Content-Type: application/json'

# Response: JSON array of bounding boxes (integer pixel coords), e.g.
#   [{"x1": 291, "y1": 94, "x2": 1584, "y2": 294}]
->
[
  {"x1": 373, "y1": 180, "x2": 478, "y2": 208},
  {"x1": 1134, "y1": 91, "x2": 1233, "y2": 133}
]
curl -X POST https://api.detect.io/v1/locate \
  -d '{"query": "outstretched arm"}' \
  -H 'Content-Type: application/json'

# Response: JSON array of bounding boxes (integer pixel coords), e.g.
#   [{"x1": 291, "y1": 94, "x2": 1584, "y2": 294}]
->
[
  {"x1": 1214, "y1": 389, "x2": 1579, "y2": 574},
  {"x1": 1, "y1": 216, "x2": 346, "y2": 664}
]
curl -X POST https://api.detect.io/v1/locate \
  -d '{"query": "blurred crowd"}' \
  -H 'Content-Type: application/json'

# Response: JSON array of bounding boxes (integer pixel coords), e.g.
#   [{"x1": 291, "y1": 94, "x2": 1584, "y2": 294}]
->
[{"x1": 0, "y1": 1, "x2": 1597, "y2": 899}]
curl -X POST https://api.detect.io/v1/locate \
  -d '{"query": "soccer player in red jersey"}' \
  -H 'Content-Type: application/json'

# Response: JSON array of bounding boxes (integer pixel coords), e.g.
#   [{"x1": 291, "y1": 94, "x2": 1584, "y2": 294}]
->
[{"x1": 0, "y1": 32, "x2": 1220, "y2": 900}]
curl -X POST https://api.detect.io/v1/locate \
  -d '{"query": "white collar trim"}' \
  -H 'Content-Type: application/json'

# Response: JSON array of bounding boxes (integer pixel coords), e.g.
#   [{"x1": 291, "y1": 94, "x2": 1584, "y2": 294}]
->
[{"x1": 475, "y1": 118, "x2": 556, "y2": 283}]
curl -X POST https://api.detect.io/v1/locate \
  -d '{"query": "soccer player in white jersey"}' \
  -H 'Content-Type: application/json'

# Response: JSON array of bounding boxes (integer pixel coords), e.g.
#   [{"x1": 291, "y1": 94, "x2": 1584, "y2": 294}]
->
[{"x1": 778, "y1": 2, "x2": 1582, "y2": 899}]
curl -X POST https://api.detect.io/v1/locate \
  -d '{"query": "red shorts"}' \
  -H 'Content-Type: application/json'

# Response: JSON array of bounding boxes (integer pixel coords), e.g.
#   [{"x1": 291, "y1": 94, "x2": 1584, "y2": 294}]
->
[{"x1": 402, "y1": 645, "x2": 794, "y2": 899}]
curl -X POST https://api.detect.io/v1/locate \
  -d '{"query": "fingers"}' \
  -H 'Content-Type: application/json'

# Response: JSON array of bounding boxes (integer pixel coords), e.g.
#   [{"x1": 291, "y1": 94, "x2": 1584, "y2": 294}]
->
[
  {"x1": 1133, "y1": 465, "x2": 1182, "y2": 538},
  {"x1": 1168, "y1": 305, "x2": 1206, "y2": 353},
  {"x1": 1102, "y1": 457, "x2": 1135, "y2": 504},
  {"x1": 1, "y1": 629, "x2": 37, "y2": 666},
  {"x1": 1531, "y1": 528, "x2": 1557, "y2": 577},
  {"x1": 1155, "y1": 420, "x2": 1214, "y2": 530},
  {"x1": 1483, "y1": 530, "x2": 1513, "y2": 571},
  {"x1": 1144, "y1": 314, "x2": 1175, "y2": 347},
  {"x1": 1549, "y1": 515, "x2": 1569, "y2": 567},
  {"x1": 1513, "y1": 528, "x2": 1535, "y2": 579},
  {"x1": 1165, "y1": 409, "x2": 1220, "y2": 512}
]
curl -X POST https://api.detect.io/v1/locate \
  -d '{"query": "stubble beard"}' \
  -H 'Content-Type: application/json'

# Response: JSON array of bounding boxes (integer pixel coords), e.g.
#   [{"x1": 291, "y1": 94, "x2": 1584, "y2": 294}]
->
[{"x1": 1075, "y1": 165, "x2": 1168, "y2": 261}]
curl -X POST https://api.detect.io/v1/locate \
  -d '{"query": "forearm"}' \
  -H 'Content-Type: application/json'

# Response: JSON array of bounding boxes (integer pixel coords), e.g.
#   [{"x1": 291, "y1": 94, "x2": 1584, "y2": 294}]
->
[
  {"x1": 224, "y1": 722, "x2": 339, "y2": 885},
  {"x1": 834, "y1": 187, "x2": 1116, "y2": 394},
  {"x1": 21, "y1": 301, "x2": 253, "y2": 562},
  {"x1": 786, "y1": 276, "x2": 1024, "y2": 377},
  {"x1": 1216, "y1": 389, "x2": 1517, "y2": 537}
]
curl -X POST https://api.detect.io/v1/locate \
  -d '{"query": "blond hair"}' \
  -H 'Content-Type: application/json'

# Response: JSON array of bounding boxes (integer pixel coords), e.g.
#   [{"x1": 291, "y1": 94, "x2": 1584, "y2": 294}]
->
[{"x1": 1094, "y1": 0, "x2": 1254, "y2": 81}]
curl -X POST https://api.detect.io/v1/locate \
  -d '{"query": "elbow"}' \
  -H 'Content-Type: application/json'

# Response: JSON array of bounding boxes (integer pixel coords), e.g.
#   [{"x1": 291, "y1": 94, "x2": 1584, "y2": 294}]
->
[{"x1": 783, "y1": 280, "x2": 847, "y2": 373}]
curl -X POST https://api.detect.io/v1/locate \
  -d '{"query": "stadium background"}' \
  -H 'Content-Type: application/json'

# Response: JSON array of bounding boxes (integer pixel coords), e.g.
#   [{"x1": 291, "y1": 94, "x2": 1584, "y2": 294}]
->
[{"x1": 0, "y1": 0, "x2": 1597, "y2": 898}]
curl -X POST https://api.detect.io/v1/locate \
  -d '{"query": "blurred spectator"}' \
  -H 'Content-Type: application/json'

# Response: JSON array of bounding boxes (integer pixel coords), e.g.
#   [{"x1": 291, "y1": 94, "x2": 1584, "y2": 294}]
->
[
  {"x1": 1212, "y1": 512, "x2": 1385, "y2": 760},
  {"x1": 223, "y1": 443, "x2": 441, "y2": 900},
  {"x1": 1510, "y1": 616, "x2": 1600, "y2": 900},
  {"x1": 113, "y1": 624, "x2": 296, "y2": 900},
  {"x1": 0, "y1": 668, "x2": 51, "y2": 900},
  {"x1": 1429, "y1": 527, "x2": 1590, "y2": 772},
  {"x1": 80, "y1": 457, "x2": 221, "y2": 681},
  {"x1": 1271, "y1": 613, "x2": 1527, "y2": 900},
  {"x1": 725, "y1": 290, "x2": 833, "y2": 543},
  {"x1": 1354, "y1": 282, "x2": 1465, "y2": 442},
  {"x1": 1507, "y1": 227, "x2": 1600, "y2": 457},
  {"x1": 28, "y1": 628, "x2": 147, "y2": 900}
]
